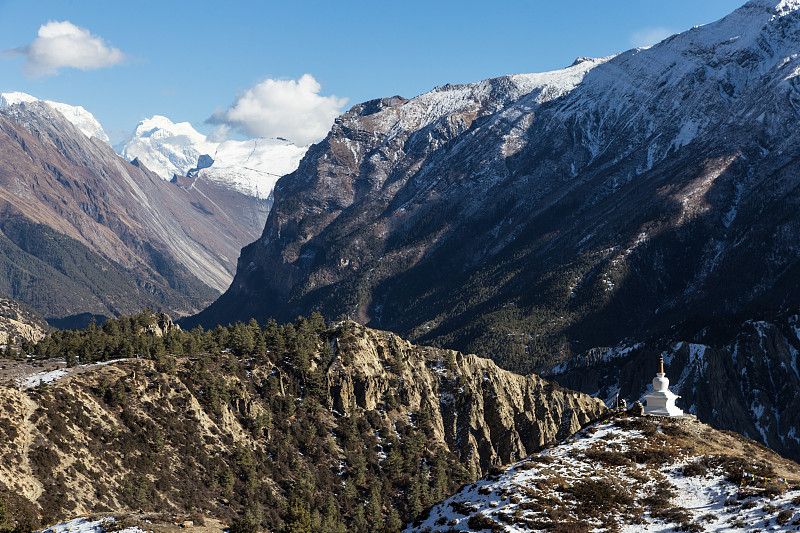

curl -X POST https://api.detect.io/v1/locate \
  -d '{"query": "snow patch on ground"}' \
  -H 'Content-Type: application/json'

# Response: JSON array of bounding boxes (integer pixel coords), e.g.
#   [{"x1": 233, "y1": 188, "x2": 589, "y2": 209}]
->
[
  {"x1": 16, "y1": 358, "x2": 129, "y2": 389},
  {"x1": 40, "y1": 517, "x2": 146, "y2": 533},
  {"x1": 21, "y1": 368, "x2": 69, "y2": 388},
  {"x1": 409, "y1": 418, "x2": 800, "y2": 532}
]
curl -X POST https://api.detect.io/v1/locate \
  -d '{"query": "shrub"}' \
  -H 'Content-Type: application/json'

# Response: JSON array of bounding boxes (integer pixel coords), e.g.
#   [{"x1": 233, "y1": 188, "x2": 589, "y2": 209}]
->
[
  {"x1": 650, "y1": 507, "x2": 691, "y2": 525},
  {"x1": 626, "y1": 447, "x2": 672, "y2": 464},
  {"x1": 448, "y1": 501, "x2": 476, "y2": 516},
  {"x1": 582, "y1": 449, "x2": 631, "y2": 466},
  {"x1": 562, "y1": 479, "x2": 633, "y2": 517},
  {"x1": 777, "y1": 509, "x2": 793, "y2": 526},
  {"x1": 614, "y1": 418, "x2": 656, "y2": 435},
  {"x1": 548, "y1": 521, "x2": 591, "y2": 533},
  {"x1": 466, "y1": 513, "x2": 504, "y2": 531},
  {"x1": 640, "y1": 485, "x2": 676, "y2": 510},
  {"x1": 661, "y1": 424, "x2": 690, "y2": 438},
  {"x1": 681, "y1": 461, "x2": 708, "y2": 477}
]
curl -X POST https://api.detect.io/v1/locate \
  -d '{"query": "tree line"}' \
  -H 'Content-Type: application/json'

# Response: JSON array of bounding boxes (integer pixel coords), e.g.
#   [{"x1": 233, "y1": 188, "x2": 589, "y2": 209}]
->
[{"x1": 3, "y1": 310, "x2": 474, "y2": 532}]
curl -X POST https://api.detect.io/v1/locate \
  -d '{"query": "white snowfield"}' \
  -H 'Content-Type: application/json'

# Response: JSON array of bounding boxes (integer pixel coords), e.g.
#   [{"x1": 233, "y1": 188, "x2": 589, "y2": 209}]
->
[
  {"x1": 198, "y1": 136, "x2": 308, "y2": 199},
  {"x1": 120, "y1": 115, "x2": 307, "y2": 198},
  {"x1": 40, "y1": 517, "x2": 146, "y2": 533},
  {"x1": 0, "y1": 92, "x2": 110, "y2": 143},
  {"x1": 20, "y1": 368, "x2": 69, "y2": 389},
  {"x1": 409, "y1": 417, "x2": 800, "y2": 532}
]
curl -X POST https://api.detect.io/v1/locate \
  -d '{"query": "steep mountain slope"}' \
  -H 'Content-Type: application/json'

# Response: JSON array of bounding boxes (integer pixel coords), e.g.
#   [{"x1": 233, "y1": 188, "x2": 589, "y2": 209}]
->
[
  {"x1": 0, "y1": 100, "x2": 269, "y2": 325},
  {"x1": 412, "y1": 413, "x2": 800, "y2": 532},
  {"x1": 120, "y1": 115, "x2": 307, "y2": 199},
  {"x1": 193, "y1": 0, "x2": 800, "y2": 379},
  {"x1": 0, "y1": 317, "x2": 606, "y2": 531}
]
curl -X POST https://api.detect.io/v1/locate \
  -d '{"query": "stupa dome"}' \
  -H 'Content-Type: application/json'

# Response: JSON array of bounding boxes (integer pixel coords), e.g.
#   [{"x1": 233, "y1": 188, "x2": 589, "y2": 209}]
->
[{"x1": 653, "y1": 373, "x2": 669, "y2": 392}]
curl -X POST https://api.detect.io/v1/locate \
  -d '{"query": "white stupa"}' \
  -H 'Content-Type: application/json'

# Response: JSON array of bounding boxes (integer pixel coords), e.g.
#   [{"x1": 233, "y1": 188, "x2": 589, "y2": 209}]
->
[{"x1": 643, "y1": 354, "x2": 683, "y2": 417}]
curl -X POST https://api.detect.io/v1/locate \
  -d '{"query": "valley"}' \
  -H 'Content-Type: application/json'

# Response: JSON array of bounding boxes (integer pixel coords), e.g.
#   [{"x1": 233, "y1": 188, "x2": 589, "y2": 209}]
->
[
  {"x1": 3, "y1": 1, "x2": 800, "y2": 532},
  {"x1": 0, "y1": 98, "x2": 271, "y2": 327}
]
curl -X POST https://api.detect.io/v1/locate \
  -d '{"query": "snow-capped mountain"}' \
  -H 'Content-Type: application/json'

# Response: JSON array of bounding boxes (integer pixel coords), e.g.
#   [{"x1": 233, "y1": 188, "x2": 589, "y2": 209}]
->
[
  {"x1": 189, "y1": 0, "x2": 800, "y2": 460},
  {"x1": 120, "y1": 115, "x2": 307, "y2": 198},
  {"x1": 119, "y1": 115, "x2": 215, "y2": 181},
  {"x1": 197, "y1": 137, "x2": 311, "y2": 199},
  {"x1": 0, "y1": 100, "x2": 270, "y2": 324},
  {"x1": 411, "y1": 414, "x2": 800, "y2": 532},
  {"x1": 0, "y1": 91, "x2": 110, "y2": 143}
]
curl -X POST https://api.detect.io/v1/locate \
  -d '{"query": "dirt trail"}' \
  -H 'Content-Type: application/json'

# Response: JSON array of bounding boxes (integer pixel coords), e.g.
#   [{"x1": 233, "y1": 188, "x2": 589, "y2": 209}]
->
[
  {"x1": 19, "y1": 391, "x2": 43, "y2": 501},
  {"x1": 0, "y1": 388, "x2": 44, "y2": 502}
]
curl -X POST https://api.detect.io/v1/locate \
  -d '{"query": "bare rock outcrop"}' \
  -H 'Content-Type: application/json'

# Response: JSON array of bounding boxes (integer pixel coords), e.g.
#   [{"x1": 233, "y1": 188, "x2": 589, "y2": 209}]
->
[
  {"x1": 327, "y1": 323, "x2": 607, "y2": 473},
  {"x1": 0, "y1": 297, "x2": 48, "y2": 346},
  {"x1": 142, "y1": 312, "x2": 181, "y2": 337}
]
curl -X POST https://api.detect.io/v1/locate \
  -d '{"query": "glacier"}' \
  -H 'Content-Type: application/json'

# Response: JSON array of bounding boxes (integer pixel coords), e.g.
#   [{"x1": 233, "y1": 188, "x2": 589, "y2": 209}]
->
[{"x1": 119, "y1": 115, "x2": 308, "y2": 199}]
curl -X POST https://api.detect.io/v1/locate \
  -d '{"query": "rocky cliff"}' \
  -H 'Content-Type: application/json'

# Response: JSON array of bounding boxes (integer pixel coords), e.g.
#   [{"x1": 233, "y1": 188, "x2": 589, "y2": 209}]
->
[
  {"x1": 0, "y1": 296, "x2": 48, "y2": 346},
  {"x1": 0, "y1": 320, "x2": 605, "y2": 530},
  {"x1": 326, "y1": 323, "x2": 606, "y2": 472}
]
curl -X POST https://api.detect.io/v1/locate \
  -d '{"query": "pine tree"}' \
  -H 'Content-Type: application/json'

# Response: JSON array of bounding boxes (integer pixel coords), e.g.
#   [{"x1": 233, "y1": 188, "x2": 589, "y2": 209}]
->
[
  {"x1": 0, "y1": 497, "x2": 8, "y2": 529},
  {"x1": 385, "y1": 446, "x2": 403, "y2": 481},
  {"x1": 366, "y1": 484, "x2": 383, "y2": 533},
  {"x1": 384, "y1": 507, "x2": 403, "y2": 533},
  {"x1": 430, "y1": 450, "x2": 449, "y2": 501},
  {"x1": 351, "y1": 503, "x2": 367, "y2": 533},
  {"x1": 283, "y1": 495, "x2": 312, "y2": 533},
  {"x1": 408, "y1": 473, "x2": 423, "y2": 519}
]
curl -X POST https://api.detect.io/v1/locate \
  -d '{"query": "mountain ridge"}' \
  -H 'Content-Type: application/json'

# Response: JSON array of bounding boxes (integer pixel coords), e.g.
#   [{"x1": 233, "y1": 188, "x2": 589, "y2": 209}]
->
[
  {"x1": 185, "y1": 0, "x2": 800, "y2": 464},
  {"x1": 0, "y1": 101, "x2": 271, "y2": 324},
  {"x1": 0, "y1": 317, "x2": 606, "y2": 531},
  {"x1": 412, "y1": 412, "x2": 800, "y2": 532},
  {"x1": 0, "y1": 92, "x2": 110, "y2": 144}
]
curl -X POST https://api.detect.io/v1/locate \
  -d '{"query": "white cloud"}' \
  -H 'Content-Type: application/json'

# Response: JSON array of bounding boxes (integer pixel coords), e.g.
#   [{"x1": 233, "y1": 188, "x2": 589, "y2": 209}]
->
[
  {"x1": 7, "y1": 21, "x2": 125, "y2": 77},
  {"x1": 630, "y1": 27, "x2": 676, "y2": 48},
  {"x1": 208, "y1": 74, "x2": 348, "y2": 146}
]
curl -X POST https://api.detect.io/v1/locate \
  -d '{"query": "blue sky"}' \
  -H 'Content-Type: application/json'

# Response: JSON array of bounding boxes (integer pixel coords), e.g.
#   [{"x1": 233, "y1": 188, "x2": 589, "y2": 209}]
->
[{"x1": 0, "y1": 0, "x2": 746, "y2": 145}]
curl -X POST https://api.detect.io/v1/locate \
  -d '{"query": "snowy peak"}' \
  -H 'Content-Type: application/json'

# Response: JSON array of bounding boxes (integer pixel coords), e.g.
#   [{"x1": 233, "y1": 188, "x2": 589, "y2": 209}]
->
[
  {"x1": 132, "y1": 115, "x2": 209, "y2": 143},
  {"x1": 121, "y1": 115, "x2": 215, "y2": 181},
  {"x1": 120, "y1": 115, "x2": 307, "y2": 199},
  {"x1": 0, "y1": 91, "x2": 109, "y2": 144},
  {"x1": 750, "y1": 0, "x2": 800, "y2": 11},
  {"x1": 665, "y1": 0, "x2": 800, "y2": 58},
  {"x1": 0, "y1": 92, "x2": 38, "y2": 106}
]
